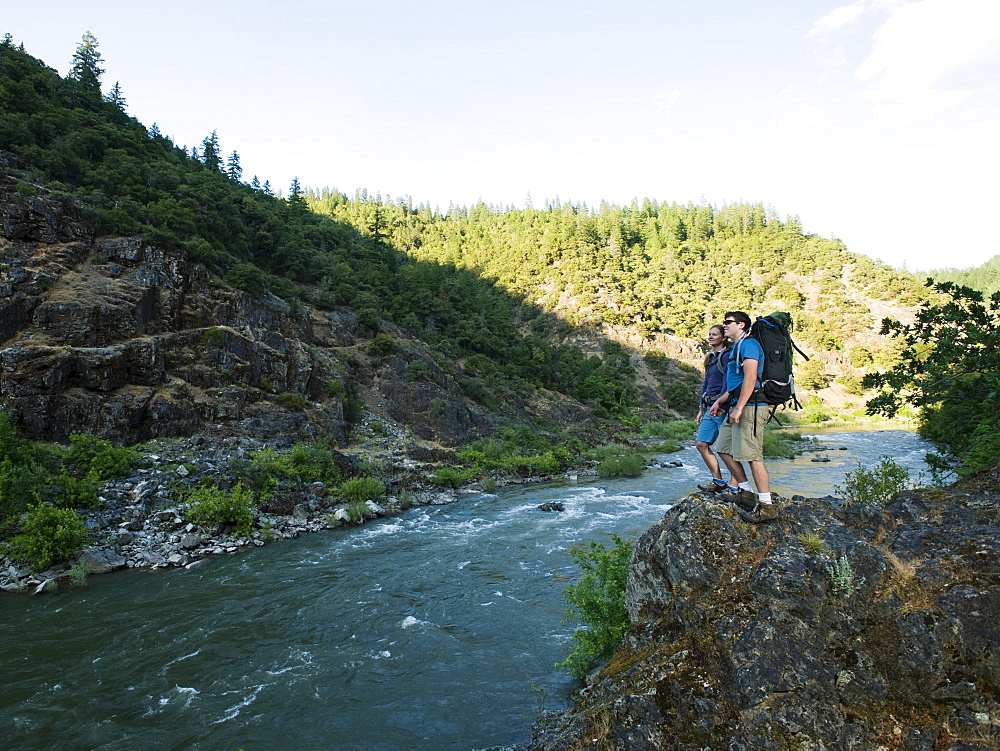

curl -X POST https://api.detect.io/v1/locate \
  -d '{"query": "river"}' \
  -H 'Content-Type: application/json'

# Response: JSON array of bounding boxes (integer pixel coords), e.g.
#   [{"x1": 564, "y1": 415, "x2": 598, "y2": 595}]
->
[{"x1": 1, "y1": 429, "x2": 933, "y2": 750}]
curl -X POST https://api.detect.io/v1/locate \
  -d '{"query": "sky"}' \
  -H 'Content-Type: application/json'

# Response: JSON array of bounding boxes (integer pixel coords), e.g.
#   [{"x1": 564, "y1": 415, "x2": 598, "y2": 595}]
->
[{"x1": 3, "y1": 0, "x2": 999, "y2": 271}]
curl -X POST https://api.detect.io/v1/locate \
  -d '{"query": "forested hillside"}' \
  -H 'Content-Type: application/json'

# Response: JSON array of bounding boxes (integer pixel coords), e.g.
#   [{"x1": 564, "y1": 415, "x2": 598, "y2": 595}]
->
[
  {"x1": 306, "y1": 190, "x2": 927, "y2": 403},
  {"x1": 0, "y1": 33, "x2": 927, "y2": 441},
  {"x1": 929, "y1": 254, "x2": 1000, "y2": 297}
]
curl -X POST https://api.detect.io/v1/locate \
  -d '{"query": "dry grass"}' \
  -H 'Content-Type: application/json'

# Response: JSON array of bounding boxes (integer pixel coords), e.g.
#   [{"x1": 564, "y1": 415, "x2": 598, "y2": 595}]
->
[{"x1": 566, "y1": 706, "x2": 612, "y2": 751}]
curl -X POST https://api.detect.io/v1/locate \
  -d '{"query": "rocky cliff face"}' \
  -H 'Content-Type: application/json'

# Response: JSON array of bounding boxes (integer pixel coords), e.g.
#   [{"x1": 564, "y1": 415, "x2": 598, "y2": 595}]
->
[
  {"x1": 530, "y1": 470, "x2": 1000, "y2": 750},
  {"x1": 0, "y1": 173, "x2": 604, "y2": 448}
]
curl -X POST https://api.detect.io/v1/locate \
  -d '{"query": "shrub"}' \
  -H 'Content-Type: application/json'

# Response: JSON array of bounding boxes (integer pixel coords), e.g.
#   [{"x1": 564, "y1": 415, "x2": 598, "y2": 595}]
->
[
  {"x1": 230, "y1": 442, "x2": 343, "y2": 503},
  {"x1": 5, "y1": 504, "x2": 88, "y2": 571},
  {"x1": 797, "y1": 398, "x2": 832, "y2": 425},
  {"x1": 272, "y1": 442, "x2": 344, "y2": 485},
  {"x1": 345, "y1": 500, "x2": 371, "y2": 523},
  {"x1": 368, "y1": 333, "x2": 397, "y2": 356},
  {"x1": 644, "y1": 440, "x2": 682, "y2": 454},
  {"x1": 558, "y1": 534, "x2": 633, "y2": 678},
  {"x1": 762, "y1": 427, "x2": 810, "y2": 459},
  {"x1": 835, "y1": 455, "x2": 911, "y2": 507},
  {"x1": 797, "y1": 358, "x2": 827, "y2": 390},
  {"x1": 956, "y1": 423, "x2": 1000, "y2": 477},
  {"x1": 325, "y1": 378, "x2": 347, "y2": 399},
  {"x1": 54, "y1": 473, "x2": 101, "y2": 509},
  {"x1": 837, "y1": 375, "x2": 865, "y2": 395},
  {"x1": 641, "y1": 420, "x2": 697, "y2": 441},
  {"x1": 63, "y1": 432, "x2": 140, "y2": 482},
  {"x1": 186, "y1": 482, "x2": 255, "y2": 537},
  {"x1": 405, "y1": 360, "x2": 434, "y2": 382},
  {"x1": 201, "y1": 326, "x2": 225, "y2": 347},
  {"x1": 432, "y1": 466, "x2": 476, "y2": 488},
  {"x1": 275, "y1": 392, "x2": 309, "y2": 410},
  {"x1": 455, "y1": 429, "x2": 575, "y2": 476},
  {"x1": 596, "y1": 454, "x2": 645, "y2": 478},
  {"x1": 69, "y1": 559, "x2": 92, "y2": 587},
  {"x1": 0, "y1": 456, "x2": 48, "y2": 532},
  {"x1": 226, "y1": 263, "x2": 266, "y2": 297},
  {"x1": 337, "y1": 477, "x2": 386, "y2": 504}
]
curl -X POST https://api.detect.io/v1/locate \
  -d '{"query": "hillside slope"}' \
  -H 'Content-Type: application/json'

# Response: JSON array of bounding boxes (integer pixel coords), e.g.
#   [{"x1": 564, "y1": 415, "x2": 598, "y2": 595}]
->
[{"x1": 0, "y1": 171, "x2": 618, "y2": 448}]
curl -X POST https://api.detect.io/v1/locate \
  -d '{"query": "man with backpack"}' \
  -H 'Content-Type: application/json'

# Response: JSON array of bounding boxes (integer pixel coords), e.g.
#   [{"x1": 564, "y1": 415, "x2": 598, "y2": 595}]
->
[{"x1": 708, "y1": 311, "x2": 776, "y2": 522}]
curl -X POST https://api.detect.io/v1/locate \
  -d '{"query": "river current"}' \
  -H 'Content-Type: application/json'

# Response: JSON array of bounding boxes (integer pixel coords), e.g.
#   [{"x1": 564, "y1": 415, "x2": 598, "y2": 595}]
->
[{"x1": 1, "y1": 429, "x2": 933, "y2": 750}]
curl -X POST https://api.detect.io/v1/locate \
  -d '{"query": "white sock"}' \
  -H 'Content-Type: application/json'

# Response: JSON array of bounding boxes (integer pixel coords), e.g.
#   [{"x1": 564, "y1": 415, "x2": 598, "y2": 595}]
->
[
  {"x1": 758, "y1": 492, "x2": 772, "y2": 505},
  {"x1": 738, "y1": 481, "x2": 752, "y2": 492}
]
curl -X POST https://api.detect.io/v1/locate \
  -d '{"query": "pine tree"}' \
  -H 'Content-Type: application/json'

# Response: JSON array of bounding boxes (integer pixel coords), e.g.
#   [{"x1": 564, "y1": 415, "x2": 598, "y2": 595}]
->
[
  {"x1": 226, "y1": 150, "x2": 242, "y2": 182},
  {"x1": 149, "y1": 122, "x2": 161, "y2": 138},
  {"x1": 67, "y1": 31, "x2": 104, "y2": 108},
  {"x1": 262, "y1": 180, "x2": 272, "y2": 195},
  {"x1": 251, "y1": 176, "x2": 261, "y2": 190},
  {"x1": 106, "y1": 81, "x2": 126, "y2": 110},
  {"x1": 288, "y1": 177, "x2": 307, "y2": 211},
  {"x1": 201, "y1": 130, "x2": 221, "y2": 171}
]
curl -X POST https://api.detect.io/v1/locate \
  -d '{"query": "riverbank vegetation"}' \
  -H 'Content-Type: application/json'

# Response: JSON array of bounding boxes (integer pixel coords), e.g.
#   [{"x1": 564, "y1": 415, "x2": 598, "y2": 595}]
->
[
  {"x1": 0, "y1": 413, "x2": 137, "y2": 533},
  {"x1": 558, "y1": 534, "x2": 634, "y2": 679},
  {"x1": 835, "y1": 455, "x2": 916, "y2": 507},
  {"x1": 864, "y1": 281, "x2": 1000, "y2": 478}
]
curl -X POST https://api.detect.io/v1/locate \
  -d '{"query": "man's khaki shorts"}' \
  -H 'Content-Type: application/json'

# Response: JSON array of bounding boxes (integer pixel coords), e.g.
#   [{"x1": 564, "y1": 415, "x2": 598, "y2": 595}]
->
[{"x1": 715, "y1": 405, "x2": 770, "y2": 462}]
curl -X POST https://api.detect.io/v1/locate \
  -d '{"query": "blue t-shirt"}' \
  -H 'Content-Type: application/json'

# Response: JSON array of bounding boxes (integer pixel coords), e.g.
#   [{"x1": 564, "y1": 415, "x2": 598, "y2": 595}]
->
[
  {"x1": 727, "y1": 336, "x2": 765, "y2": 403},
  {"x1": 702, "y1": 347, "x2": 730, "y2": 397}
]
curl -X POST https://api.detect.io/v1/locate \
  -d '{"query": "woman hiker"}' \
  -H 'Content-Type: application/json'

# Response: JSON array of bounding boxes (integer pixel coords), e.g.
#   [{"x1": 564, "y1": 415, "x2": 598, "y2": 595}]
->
[{"x1": 695, "y1": 324, "x2": 733, "y2": 494}]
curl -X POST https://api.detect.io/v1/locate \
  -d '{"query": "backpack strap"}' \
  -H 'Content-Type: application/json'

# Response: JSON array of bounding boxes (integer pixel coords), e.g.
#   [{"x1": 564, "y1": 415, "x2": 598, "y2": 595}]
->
[
  {"x1": 735, "y1": 335, "x2": 762, "y2": 395},
  {"x1": 714, "y1": 346, "x2": 730, "y2": 375}
]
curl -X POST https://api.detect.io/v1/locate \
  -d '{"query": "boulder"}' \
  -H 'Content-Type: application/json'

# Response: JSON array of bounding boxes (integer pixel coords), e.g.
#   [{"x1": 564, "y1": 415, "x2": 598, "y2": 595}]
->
[
  {"x1": 531, "y1": 478, "x2": 1000, "y2": 750},
  {"x1": 77, "y1": 548, "x2": 127, "y2": 573}
]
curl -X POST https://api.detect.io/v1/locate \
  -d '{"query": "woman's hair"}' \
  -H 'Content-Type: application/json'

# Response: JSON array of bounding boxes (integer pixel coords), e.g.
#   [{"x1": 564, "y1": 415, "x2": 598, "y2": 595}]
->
[{"x1": 704, "y1": 324, "x2": 727, "y2": 369}]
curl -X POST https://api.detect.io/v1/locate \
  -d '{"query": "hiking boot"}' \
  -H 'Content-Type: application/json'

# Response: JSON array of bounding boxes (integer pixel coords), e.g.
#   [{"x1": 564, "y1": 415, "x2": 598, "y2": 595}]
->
[
  {"x1": 730, "y1": 489, "x2": 758, "y2": 511},
  {"x1": 697, "y1": 480, "x2": 729, "y2": 493},
  {"x1": 739, "y1": 503, "x2": 778, "y2": 523}
]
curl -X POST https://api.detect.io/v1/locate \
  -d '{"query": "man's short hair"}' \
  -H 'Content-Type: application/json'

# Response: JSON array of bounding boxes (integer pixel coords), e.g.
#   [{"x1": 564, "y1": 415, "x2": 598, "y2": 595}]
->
[{"x1": 725, "y1": 311, "x2": 752, "y2": 331}]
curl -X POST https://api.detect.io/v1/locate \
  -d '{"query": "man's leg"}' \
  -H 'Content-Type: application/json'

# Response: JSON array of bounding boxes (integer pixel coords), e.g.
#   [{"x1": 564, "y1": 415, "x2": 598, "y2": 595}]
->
[
  {"x1": 738, "y1": 408, "x2": 776, "y2": 522},
  {"x1": 748, "y1": 459, "x2": 770, "y2": 494},
  {"x1": 715, "y1": 419, "x2": 750, "y2": 492},
  {"x1": 719, "y1": 452, "x2": 748, "y2": 484}
]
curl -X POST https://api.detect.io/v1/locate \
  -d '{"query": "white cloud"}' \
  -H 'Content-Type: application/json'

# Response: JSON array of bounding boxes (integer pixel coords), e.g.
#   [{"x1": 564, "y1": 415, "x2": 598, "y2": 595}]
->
[
  {"x1": 808, "y1": 0, "x2": 908, "y2": 38},
  {"x1": 857, "y1": 0, "x2": 1000, "y2": 119},
  {"x1": 808, "y1": 2, "x2": 868, "y2": 37}
]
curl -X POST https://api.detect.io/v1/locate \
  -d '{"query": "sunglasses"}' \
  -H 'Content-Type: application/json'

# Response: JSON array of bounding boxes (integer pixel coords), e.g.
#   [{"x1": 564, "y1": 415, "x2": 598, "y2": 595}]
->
[{"x1": 722, "y1": 319, "x2": 739, "y2": 325}]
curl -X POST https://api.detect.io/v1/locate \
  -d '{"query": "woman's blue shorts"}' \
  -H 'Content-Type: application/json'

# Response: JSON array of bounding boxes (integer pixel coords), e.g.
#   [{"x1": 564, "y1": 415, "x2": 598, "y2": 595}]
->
[{"x1": 695, "y1": 412, "x2": 726, "y2": 444}]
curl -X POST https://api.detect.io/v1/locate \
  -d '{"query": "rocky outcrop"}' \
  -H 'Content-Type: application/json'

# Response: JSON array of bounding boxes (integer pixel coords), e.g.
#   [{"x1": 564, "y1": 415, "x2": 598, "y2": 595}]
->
[
  {"x1": 530, "y1": 469, "x2": 1000, "y2": 750},
  {"x1": 0, "y1": 223, "x2": 352, "y2": 443},
  {"x1": 0, "y1": 173, "x2": 550, "y2": 447}
]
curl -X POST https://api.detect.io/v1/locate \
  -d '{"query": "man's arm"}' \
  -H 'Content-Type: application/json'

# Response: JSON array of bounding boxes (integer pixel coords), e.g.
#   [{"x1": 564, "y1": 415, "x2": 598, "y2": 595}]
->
[{"x1": 729, "y1": 357, "x2": 758, "y2": 423}]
